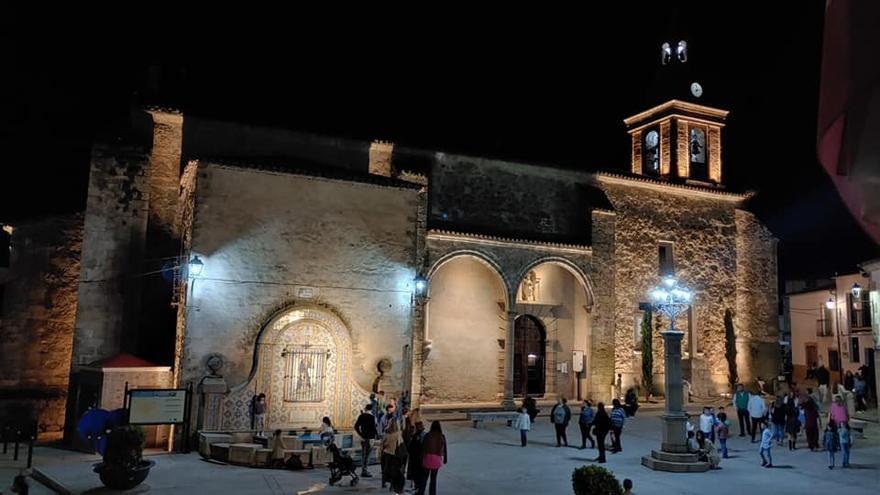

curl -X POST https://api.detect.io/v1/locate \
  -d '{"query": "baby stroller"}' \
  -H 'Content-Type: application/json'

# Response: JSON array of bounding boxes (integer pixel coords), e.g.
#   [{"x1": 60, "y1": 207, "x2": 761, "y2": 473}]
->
[{"x1": 327, "y1": 443, "x2": 359, "y2": 487}]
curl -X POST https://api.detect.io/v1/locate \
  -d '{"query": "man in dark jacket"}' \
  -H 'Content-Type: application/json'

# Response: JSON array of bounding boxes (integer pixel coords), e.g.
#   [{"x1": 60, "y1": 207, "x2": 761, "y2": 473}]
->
[
  {"x1": 550, "y1": 397, "x2": 571, "y2": 447},
  {"x1": 355, "y1": 404, "x2": 378, "y2": 477}
]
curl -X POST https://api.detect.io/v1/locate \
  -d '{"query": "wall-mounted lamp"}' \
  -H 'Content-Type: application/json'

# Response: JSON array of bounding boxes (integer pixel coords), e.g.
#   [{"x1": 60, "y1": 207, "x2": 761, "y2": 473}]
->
[
  {"x1": 414, "y1": 275, "x2": 428, "y2": 298},
  {"x1": 826, "y1": 297, "x2": 835, "y2": 310},
  {"x1": 189, "y1": 255, "x2": 204, "y2": 278},
  {"x1": 851, "y1": 283, "x2": 862, "y2": 299}
]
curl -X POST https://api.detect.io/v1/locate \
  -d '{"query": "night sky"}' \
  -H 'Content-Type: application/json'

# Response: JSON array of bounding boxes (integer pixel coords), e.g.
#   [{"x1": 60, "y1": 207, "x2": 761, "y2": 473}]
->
[{"x1": 3, "y1": 5, "x2": 877, "y2": 283}]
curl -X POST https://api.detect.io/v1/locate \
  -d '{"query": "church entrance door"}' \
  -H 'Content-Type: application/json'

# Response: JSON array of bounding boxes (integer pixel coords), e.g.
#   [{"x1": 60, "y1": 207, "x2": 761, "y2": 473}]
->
[{"x1": 514, "y1": 315, "x2": 546, "y2": 397}]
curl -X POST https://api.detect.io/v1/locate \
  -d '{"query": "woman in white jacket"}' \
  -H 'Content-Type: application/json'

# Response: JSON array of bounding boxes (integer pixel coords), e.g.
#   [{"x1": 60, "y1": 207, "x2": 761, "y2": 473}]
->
[
  {"x1": 747, "y1": 393, "x2": 767, "y2": 443},
  {"x1": 516, "y1": 408, "x2": 531, "y2": 447}
]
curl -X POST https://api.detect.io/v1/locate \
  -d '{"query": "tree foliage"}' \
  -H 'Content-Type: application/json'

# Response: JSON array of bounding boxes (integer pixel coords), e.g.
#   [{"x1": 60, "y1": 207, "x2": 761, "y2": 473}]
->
[{"x1": 640, "y1": 310, "x2": 653, "y2": 399}]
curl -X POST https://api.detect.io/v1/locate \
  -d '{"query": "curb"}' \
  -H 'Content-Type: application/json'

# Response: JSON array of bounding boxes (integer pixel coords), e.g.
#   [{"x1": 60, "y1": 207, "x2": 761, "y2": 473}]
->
[{"x1": 32, "y1": 466, "x2": 74, "y2": 495}]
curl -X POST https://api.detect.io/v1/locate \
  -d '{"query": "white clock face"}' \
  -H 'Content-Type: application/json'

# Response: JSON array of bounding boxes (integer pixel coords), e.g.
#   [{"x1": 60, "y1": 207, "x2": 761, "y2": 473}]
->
[
  {"x1": 691, "y1": 82, "x2": 703, "y2": 98},
  {"x1": 645, "y1": 130, "x2": 659, "y2": 148}
]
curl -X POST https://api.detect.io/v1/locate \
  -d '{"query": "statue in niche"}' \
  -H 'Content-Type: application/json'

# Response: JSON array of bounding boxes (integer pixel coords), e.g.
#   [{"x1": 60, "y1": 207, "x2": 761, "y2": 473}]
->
[
  {"x1": 521, "y1": 270, "x2": 541, "y2": 302},
  {"x1": 296, "y1": 354, "x2": 313, "y2": 396}
]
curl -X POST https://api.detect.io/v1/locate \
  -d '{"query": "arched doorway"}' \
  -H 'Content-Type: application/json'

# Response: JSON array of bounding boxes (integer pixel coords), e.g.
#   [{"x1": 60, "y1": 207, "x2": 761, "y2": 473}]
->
[{"x1": 514, "y1": 315, "x2": 546, "y2": 397}]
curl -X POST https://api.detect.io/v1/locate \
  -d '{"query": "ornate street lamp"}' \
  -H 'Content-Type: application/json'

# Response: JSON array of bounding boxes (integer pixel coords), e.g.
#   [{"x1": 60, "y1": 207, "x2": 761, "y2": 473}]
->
[
  {"x1": 188, "y1": 255, "x2": 204, "y2": 278},
  {"x1": 642, "y1": 276, "x2": 708, "y2": 471}
]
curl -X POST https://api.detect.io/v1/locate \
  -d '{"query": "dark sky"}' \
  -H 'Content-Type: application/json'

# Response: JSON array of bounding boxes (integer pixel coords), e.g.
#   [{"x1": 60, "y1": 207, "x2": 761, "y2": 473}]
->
[{"x1": 2, "y1": 4, "x2": 877, "y2": 281}]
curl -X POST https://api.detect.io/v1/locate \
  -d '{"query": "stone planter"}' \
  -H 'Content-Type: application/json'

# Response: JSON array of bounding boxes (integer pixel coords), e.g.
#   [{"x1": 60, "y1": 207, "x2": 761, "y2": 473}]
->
[{"x1": 93, "y1": 459, "x2": 155, "y2": 490}]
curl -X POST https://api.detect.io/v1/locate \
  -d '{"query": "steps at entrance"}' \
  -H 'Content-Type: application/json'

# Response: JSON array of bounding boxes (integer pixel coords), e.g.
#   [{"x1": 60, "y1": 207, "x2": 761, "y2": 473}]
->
[
  {"x1": 649, "y1": 450, "x2": 701, "y2": 463},
  {"x1": 641, "y1": 454, "x2": 710, "y2": 473},
  {"x1": 641, "y1": 455, "x2": 710, "y2": 473}
]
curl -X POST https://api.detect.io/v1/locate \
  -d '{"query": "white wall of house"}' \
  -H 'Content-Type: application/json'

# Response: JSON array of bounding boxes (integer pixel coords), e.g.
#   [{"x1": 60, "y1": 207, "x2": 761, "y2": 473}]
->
[{"x1": 788, "y1": 272, "x2": 874, "y2": 385}]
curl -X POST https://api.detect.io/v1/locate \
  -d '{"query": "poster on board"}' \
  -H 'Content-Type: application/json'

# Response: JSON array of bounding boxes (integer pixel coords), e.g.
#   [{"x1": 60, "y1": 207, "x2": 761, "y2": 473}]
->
[{"x1": 128, "y1": 389, "x2": 187, "y2": 425}]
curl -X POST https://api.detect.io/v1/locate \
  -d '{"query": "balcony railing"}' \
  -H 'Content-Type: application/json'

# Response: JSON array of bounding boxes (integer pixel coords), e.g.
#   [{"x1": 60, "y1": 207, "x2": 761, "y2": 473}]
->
[
  {"x1": 816, "y1": 319, "x2": 833, "y2": 337},
  {"x1": 850, "y1": 301, "x2": 873, "y2": 331}
]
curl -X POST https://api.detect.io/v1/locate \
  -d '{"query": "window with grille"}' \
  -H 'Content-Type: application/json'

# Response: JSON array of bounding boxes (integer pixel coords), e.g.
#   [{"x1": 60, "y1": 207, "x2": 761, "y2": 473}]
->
[
  {"x1": 284, "y1": 348, "x2": 327, "y2": 402},
  {"x1": 658, "y1": 241, "x2": 675, "y2": 277}
]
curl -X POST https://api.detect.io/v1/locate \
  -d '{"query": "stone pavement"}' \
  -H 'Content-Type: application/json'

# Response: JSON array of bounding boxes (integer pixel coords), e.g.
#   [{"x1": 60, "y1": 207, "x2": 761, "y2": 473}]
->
[{"x1": 16, "y1": 407, "x2": 880, "y2": 494}]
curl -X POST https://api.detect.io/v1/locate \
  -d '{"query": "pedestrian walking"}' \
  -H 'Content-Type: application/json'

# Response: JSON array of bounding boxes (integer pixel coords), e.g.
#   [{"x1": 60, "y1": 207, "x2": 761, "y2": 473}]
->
[
  {"x1": 421, "y1": 421, "x2": 447, "y2": 495},
  {"x1": 523, "y1": 395, "x2": 539, "y2": 422},
  {"x1": 838, "y1": 422, "x2": 852, "y2": 468},
  {"x1": 829, "y1": 394, "x2": 849, "y2": 426},
  {"x1": 733, "y1": 384, "x2": 751, "y2": 437},
  {"x1": 803, "y1": 397, "x2": 821, "y2": 451},
  {"x1": 515, "y1": 407, "x2": 531, "y2": 447},
  {"x1": 747, "y1": 391, "x2": 766, "y2": 443},
  {"x1": 785, "y1": 401, "x2": 799, "y2": 450},
  {"x1": 407, "y1": 421, "x2": 427, "y2": 494},
  {"x1": 770, "y1": 397, "x2": 786, "y2": 446},
  {"x1": 807, "y1": 387, "x2": 823, "y2": 414},
  {"x1": 716, "y1": 412, "x2": 730, "y2": 458},
  {"x1": 854, "y1": 373, "x2": 867, "y2": 411},
  {"x1": 759, "y1": 423, "x2": 773, "y2": 468},
  {"x1": 592, "y1": 402, "x2": 612, "y2": 463},
  {"x1": 382, "y1": 422, "x2": 407, "y2": 495},
  {"x1": 610, "y1": 399, "x2": 626, "y2": 453},
  {"x1": 550, "y1": 397, "x2": 571, "y2": 447},
  {"x1": 823, "y1": 422, "x2": 839, "y2": 469},
  {"x1": 355, "y1": 404, "x2": 379, "y2": 478},
  {"x1": 578, "y1": 400, "x2": 596, "y2": 449},
  {"x1": 816, "y1": 363, "x2": 831, "y2": 404}
]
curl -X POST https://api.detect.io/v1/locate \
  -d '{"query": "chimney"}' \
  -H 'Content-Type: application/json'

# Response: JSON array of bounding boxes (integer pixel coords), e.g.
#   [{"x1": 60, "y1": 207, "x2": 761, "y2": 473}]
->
[{"x1": 368, "y1": 140, "x2": 394, "y2": 177}]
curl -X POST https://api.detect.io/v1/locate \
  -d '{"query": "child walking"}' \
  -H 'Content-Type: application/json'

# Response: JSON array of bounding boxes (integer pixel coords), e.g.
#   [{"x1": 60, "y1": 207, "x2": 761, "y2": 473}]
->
[
  {"x1": 759, "y1": 423, "x2": 774, "y2": 468},
  {"x1": 838, "y1": 422, "x2": 852, "y2": 468},
  {"x1": 823, "y1": 422, "x2": 839, "y2": 469},
  {"x1": 717, "y1": 412, "x2": 730, "y2": 458},
  {"x1": 516, "y1": 407, "x2": 531, "y2": 447}
]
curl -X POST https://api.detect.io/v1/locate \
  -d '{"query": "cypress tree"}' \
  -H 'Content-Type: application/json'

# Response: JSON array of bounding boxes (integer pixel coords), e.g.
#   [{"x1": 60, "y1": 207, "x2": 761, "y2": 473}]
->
[{"x1": 640, "y1": 311, "x2": 653, "y2": 400}]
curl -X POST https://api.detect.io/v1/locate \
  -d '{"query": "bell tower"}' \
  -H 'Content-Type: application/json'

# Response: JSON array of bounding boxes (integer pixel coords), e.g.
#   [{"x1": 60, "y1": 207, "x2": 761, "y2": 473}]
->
[{"x1": 624, "y1": 100, "x2": 728, "y2": 185}]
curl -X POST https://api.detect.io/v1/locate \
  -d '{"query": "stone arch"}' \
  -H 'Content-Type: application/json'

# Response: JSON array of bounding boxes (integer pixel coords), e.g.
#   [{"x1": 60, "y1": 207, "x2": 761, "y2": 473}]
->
[
  {"x1": 422, "y1": 252, "x2": 510, "y2": 404},
  {"x1": 427, "y1": 250, "x2": 511, "y2": 306},
  {"x1": 514, "y1": 256, "x2": 595, "y2": 400},
  {"x1": 515, "y1": 256, "x2": 595, "y2": 310},
  {"x1": 220, "y1": 303, "x2": 370, "y2": 430}
]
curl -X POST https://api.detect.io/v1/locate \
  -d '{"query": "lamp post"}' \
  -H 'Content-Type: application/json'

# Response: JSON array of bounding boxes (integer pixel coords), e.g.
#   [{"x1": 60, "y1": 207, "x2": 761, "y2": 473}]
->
[{"x1": 642, "y1": 276, "x2": 705, "y2": 471}]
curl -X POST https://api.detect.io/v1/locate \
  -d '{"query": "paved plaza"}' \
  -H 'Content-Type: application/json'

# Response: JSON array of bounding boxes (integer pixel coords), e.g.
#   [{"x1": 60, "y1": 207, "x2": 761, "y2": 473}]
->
[{"x1": 5, "y1": 407, "x2": 878, "y2": 494}]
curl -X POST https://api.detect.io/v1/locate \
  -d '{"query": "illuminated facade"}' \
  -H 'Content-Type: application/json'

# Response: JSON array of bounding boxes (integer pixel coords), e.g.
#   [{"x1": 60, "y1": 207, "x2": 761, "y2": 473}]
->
[{"x1": 0, "y1": 100, "x2": 780, "y2": 437}]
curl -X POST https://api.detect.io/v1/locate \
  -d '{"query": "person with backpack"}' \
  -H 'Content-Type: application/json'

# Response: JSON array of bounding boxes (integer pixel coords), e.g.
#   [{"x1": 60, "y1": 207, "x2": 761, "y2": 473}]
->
[
  {"x1": 355, "y1": 403, "x2": 379, "y2": 478},
  {"x1": 382, "y1": 421, "x2": 407, "y2": 494},
  {"x1": 610, "y1": 399, "x2": 626, "y2": 453},
  {"x1": 515, "y1": 407, "x2": 531, "y2": 447},
  {"x1": 823, "y1": 422, "x2": 839, "y2": 469},
  {"x1": 550, "y1": 397, "x2": 571, "y2": 447},
  {"x1": 592, "y1": 402, "x2": 612, "y2": 463},
  {"x1": 578, "y1": 400, "x2": 595, "y2": 449}
]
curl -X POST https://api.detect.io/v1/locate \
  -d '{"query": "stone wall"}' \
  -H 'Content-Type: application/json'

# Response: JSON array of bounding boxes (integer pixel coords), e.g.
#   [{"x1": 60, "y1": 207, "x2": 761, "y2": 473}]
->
[
  {"x1": 181, "y1": 163, "x2": 422, "y2": 401},
  {"x1": 72, "y1": 145, "x2": 150, "y2": 367},
  {"x1": 597, "y1": 176, "x2": 761, "y2": 396},
  {"x1": 426, "y1": 154, "x2": 594, "y2": 243},
  {"x1": 735, "y1": 209, "x2": 780, "y2": 384},
  {"x1": 423, "y1": 256, "x2": 507, "y2": 403},
  {"x1": 0, "y1": 213, "x2": 83, "y2": 436}
]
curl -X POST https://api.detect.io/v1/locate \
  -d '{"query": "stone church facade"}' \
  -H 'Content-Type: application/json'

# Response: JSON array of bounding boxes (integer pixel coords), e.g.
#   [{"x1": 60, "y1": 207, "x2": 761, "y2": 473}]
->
[{"x1": 0, "y1": 99, "x2": 778, "y2": 437}]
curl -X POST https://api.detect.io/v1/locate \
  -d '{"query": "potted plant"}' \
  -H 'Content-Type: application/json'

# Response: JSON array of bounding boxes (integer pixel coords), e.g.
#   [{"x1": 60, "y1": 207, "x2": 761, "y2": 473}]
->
[
  {"x1": 93, "y1": 424, "x2": 155, "y2": 489},
  {"x1": 571, "y1": 465, "x2": 623, "y2": 495}
]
